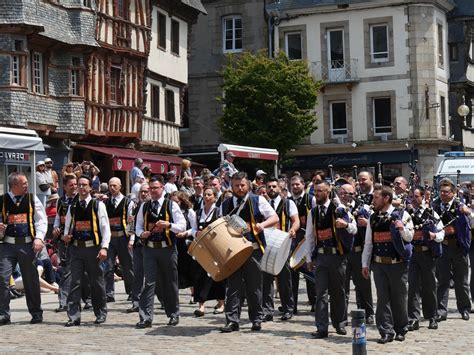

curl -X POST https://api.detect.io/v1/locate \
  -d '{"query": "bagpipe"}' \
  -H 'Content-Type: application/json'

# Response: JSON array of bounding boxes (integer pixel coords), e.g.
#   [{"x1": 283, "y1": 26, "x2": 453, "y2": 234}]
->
[
  {"x1": 388, "y1": 209, "x2": 413, "y2": 263},
  {"x1": 411, "y1": 207, "x2": 443, "y2": 258}
]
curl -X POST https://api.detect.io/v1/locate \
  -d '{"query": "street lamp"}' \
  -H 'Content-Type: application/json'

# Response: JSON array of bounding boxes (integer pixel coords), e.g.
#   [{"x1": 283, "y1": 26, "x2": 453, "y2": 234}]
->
[{"x1": 458, "y1": 95, "x2": 470, "y2": 126}]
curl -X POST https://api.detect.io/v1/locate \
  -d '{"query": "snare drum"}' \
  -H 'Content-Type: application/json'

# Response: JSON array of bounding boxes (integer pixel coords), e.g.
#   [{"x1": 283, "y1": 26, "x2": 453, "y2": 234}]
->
[
  {"x1": 188, "y1": 217, "x2": 253, "y2": 281},
  {"x1": 289, "y1": 238, "x2": 306, "y2": 269},
  {"x1": 260, "y1": 228, "x2": 291, "y2": 275}
]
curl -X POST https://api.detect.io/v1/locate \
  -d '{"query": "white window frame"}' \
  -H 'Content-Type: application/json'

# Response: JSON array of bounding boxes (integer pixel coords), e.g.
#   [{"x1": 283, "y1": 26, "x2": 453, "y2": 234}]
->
[
  {"x1": 12, "y1": 55, "x2": 20, "y2": 85},
  {"x1": 70, "y1": 57, "x2": 81, "y2": 96},
  {"x1": 329, "y1": 101, "x2": 348, "y2": 137},
  {"x1": 223, "y1": 16, "x2": 242, "y2": 53},
  {"x1": 370, "y1": 24, "x2": 389, "y2": 63},
  {"x1": 32, "y1": 52, "x2": 44, "y2": 94},
  {"x1": 285, "y1": 31, "x2": 302, "y2": 61},
  {"x1": 373, "y1": 97, "x2": 392, "y2": 135}
]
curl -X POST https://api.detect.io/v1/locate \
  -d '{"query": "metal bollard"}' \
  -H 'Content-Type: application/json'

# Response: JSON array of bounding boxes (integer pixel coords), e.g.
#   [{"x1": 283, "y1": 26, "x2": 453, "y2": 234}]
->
[{"x1": 351, "y1": 309, "x2": 367, "y2": 355}]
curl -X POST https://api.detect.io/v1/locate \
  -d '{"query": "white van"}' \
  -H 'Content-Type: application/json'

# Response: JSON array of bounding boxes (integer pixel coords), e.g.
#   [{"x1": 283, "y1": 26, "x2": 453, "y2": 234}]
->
[{"x1": 435, "y1": 152, "x2": 474, "y2": 186}]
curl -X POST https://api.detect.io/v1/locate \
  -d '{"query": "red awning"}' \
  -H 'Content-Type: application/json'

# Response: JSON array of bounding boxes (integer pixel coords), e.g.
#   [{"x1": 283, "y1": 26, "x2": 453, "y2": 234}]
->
[{"x1": 74, "y1": 144, "x2": 182, "y2": 175}]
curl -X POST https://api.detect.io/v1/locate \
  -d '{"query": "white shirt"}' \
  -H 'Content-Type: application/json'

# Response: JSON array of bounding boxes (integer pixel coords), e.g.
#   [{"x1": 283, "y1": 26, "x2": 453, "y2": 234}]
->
[
  {"x1": 219, "y1": 194, "x2": 277, "y2": 220},
  {"x1": 64, "y1": 195, "x2": 111, "y2": 249},
  {"x1": 192, "y1": 203, "x2": 217, "y2": 237},
  {"x1": 3, "y1": 192, "x2": 48, "y2": 241},
  {"x1": 135, "y1": 196, "x2": 186, "y2": 236},
  {"x1": 110, "y1": 193, "x2": 135, "y2": 218},
  {"x1": 361, "y1": 205, "x2": 414, "y2": 268},
  {"x1": 304, "y1": 199, "x2": 357, "y2": 262},
  {"x1": 183, "y1": 209, "x2": 197, "y2": 237}
]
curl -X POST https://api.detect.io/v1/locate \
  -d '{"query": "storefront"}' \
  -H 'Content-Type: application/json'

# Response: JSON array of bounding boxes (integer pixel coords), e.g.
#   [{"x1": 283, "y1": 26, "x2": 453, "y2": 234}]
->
[
  {"x1": 0, "y1": 127, "x2": 45, "y2": 194},
  {"x1": 218, "y1": 143, "x2": 279, "y2": 176},
  {"x1": 73, "y1": 144, "x2": 185, "y2": 191}
]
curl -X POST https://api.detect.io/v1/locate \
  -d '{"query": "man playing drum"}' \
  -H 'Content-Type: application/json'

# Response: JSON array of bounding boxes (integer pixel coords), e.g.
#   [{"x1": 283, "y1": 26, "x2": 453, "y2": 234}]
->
[
  {"x1": 262, "y1": 178, "x2": 299, "y2": 321},
  {"x1": 219, "y1": 172, "x2": 279, "y2": 333}
]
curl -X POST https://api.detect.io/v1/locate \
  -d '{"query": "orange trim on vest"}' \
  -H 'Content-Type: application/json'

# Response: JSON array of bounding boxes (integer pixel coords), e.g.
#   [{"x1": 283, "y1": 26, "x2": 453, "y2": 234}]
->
[
  {"x1": 413, "y1": 230, "x2": 423, "y2": 241},
  {"x1": 374, "y1": 231, "x2": 392, "y2": 243},
  {"x1": 444, "y1": 225, "x2": 455, "y2": 235}
]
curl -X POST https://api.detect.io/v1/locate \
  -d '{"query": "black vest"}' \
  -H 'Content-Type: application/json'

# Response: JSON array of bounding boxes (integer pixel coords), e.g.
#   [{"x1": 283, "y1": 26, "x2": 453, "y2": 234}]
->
[
  {"x1": 72, "y1": 199, "x2": 102, "y2": 245},
  {"x1": 57, "y1": 195, "x2": 77, "y2": 229},
  {"x1": 432, "y1": 199, "x2": 458, "y2": 237},
  {"x1": 106, "y1": 196, "x2": 129, "y2": 236},
  {"x1": 1, "y1": 193, "x2": 35, "y2": 238},
  {"x1": 275, "y1": 199, "x2": 291, "y2": 232},
  {"x1": 196, "y1": 207, "x2": 219, "y2": 231},
  {"x1": 143, "y1": 199, "x2": 176, "y2": 245},
  {"x1": 312, "y1": 202, "x2": 339, "y2": 251},
  {"x1": 370, "y1": 212, "x2": 398, "y2": 259}
]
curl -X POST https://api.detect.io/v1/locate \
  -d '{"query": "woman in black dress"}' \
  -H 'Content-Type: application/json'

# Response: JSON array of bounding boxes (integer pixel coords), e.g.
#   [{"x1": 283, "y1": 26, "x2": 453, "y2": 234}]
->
[{"x1": 192, "y1": 187, "x2": 226, "y2": 316}]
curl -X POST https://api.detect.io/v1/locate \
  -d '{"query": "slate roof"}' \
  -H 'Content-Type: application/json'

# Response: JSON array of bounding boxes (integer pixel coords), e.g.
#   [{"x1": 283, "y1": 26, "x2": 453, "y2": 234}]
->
[
  {"x1": 449, "y1": 0, "x2": 474, "y2": 17},
  {"x1": 181, "y1": 0, "x2": 207, "y2": 14}
]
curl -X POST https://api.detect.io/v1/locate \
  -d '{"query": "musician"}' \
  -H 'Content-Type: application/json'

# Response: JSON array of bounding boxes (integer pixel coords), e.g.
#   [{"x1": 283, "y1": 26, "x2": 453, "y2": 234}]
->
[
  {"x1": 192, "y1": 187, "x2": 225, "y2": 316},
  {"x1": 393, "y1": 176, "x2": 409, "y2": 208},
  {"x1": 219, "y1": 171, "x2": 279, "y2": 333},
  {"x1": 289, "y1": 174, "x2": 316, "y2": 314},
  {"x1": 127, "y1": 183, "x2": 150, "y2": 313},
  {"x1": 262, "y1": 178, "x2": 299, "y2": 321},
  {"x1": 0, "y1": 172, "x2": 46, "y2": 325},
  {"x1": 362, "y1": 185, "x2": 414, "y2": 343},
  {"x1": 357, "y1": 171, "x2": 375, "y2": 205},
  {"x1": 339, "y1": 183, "x2": 375, "y2": 325},
  {"x1": 304, "y1": 181, "x2": 357, "y2": 339},
  {"x1": 406, "y1": 186, "x2": 444, "y2": 331},
  {"x1": 104, "y1": 177, "x2": 135, "y2": 302},
  {"x1": 63, "y1": 176, "x2": 110, "y2": 326},
  {"x1": 135, "y1": 176, "x2": 186, "y2": 328},
  {"x1": 209, "y1": 176, "x2": 226, "y2": 207},
  {"x1": 190, "y1": 176, "x2": 204, "y2": 211},
  {"x1": 432, "y1": 178, "x2": 472, "y2": 322}
]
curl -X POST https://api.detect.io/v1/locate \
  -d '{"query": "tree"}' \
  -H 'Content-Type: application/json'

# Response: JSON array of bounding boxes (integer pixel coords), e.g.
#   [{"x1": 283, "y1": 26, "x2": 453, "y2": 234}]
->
[{"x1": 218, "y1": 50, "x2": 321, "y2": 160}]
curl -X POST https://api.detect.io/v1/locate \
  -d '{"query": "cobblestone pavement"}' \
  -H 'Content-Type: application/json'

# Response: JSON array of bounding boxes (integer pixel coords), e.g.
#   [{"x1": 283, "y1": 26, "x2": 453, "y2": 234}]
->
[{"x1": 2, "y1": 277, "x2": 473, "y2": 354}]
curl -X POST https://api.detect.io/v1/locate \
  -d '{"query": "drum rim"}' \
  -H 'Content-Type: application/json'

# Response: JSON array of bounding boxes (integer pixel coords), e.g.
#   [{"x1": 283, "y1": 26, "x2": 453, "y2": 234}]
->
[{"x1": 289, "y1": 239, "x2": 306, "y2": 269}]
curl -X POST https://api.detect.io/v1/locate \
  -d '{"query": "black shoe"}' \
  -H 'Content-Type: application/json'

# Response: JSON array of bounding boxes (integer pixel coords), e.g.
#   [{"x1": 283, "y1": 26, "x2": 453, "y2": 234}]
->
[
  {"x1": 436, "y1": 315, "x2": 447, "y2": 322},
  {"x1": 310, "y1": 304, "x2": 315, "y2": 313},
  {"x1": 0, "y1": 318, "x2": 11, "y2": 326},
  {"x1": 9, "y1": 288, "x2": 23, "y2": 298},
  {"x1": 395, "y1": 333, "x2": 405, "y2": 342},
  {"x1": 65, "y1": 319, "x2": 81, "y2": 327},
  {"x1": 262, "y1": 314, "x2": 273, "y2": 322},
  {"x1": 428, "y1": 318, "x2": 438, "y2": 329},
  {"x1": 30, "y1": 316, "x2": 43, "y2": 324},
  {"x1": 194, "y1": 309, "x2": 205, "y2": 317},
  {"x1": 407, "y1": 320, "x2": 419, "y2": 331},
  {"x1": 278, "y1": 306, "x2": 284, "y2": 313},
  {"x1": 462, "y1": 310, "x2": 470, "y2": 321},
  {"x1": 168, "y1": 316, "x2": 179, "y2": 326},
  {"x1": 94, "y1": 316, "x2": 106, "y2": 324},
  {"x1": 311, "y1": 330, "x2": 328, "y2": 339},
  {"x1": 127, "y1": 294, "x2": 133, "y2": 302},
  {"x1": 280, "y1": 312, "x2": 293, "y2": 321},
  {"x1": 251, "y1": 321, "x2": 262, "y2": 331},
  {"x1": 106, "y1": 296, "x2": 115, "y2": 303},
  {"x1": 219, "y1": 322, "x2": 239, "y2": 333},
  {"x1": 126, "y1": 305, "x2": 139, "y2": 313},
  {"x1": 366, "y1": 315, "x2": 375, "y2": 325},
  {"x1": 336, "y1": 327, "x2": 347, "y2": 335},
  {"x1": 135, "y1": 320, "x2": 152, "y2": 329},
  {"x1": 55, "y1": 306, "x2": 67, "y2": 313},
  {"x1": 83, "y1": 303, "x2": 92, "y2": 310},
  {"x1": 293, "y1": 308, "x2": 298, "y2": 315},
  {"x1": 377, "y1": 334, "x2": 394, "y2": 344}
]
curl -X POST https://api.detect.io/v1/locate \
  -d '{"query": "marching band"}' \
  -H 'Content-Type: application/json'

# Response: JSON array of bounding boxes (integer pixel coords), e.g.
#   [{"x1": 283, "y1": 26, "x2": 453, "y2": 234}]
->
[{"x1": 0, "y1": 163, "x2": 473, "y2": 345}]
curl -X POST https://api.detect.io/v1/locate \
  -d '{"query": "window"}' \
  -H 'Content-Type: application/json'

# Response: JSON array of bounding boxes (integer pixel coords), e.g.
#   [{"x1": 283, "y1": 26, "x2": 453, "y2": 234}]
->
[
  {"x1": 437, "y1": 23, "x2": 444, "y2": 67},
  {"x1": 165, "y1": 89, "x2": 175, "y2": 122},
  {"x1": 110, "y1": 66, "x2": 122, "y2": 104},
  {"x1": 32, "y1": 52, "x2": 44, "y2": 94},
  {"x1": 330, "y1": 101, "x2": 347, "y2": 136},
  {"x1": 373, "y1": 97, "x2": 391, "y2": 134},
  {"x1": 370, "y1": 24, "x2": 388, "y2": 62},
  {"x1": 151, "y1": 84, "x2": 160, "y2": 118},
  {"x1": 285, "y1": 32, "x2": 302, "y2": 60},
  {"x1": 223, "y1": 16, "x2": 242, "y2": 53},
  {"x1": 449, "y1": 43, "x2": 458, "y2": 62},
  {"x1": 157, "y1": 12, "x2": 166, "y2": 49},
  {"x1": 440, "y1": 96, "x2": 447, "y2": 136},
  {"x1": 171, "y1": 19, "x2": 179, "y2": 55},
  {"x1": 83, "y1": 0, "x2": 92, "y2": 7},
  {"x1": 116, "y1": 0, "x2": 127, "y2": 19},
  {"x1": 70, "y1": 57, "x2": 81, "y2": 96}
]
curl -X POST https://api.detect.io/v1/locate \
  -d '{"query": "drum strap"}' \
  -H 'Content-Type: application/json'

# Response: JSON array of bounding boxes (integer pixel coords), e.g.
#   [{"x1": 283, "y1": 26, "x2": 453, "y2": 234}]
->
[{"x1": 248, "y1": 198, "x2": 265, "y2": 254}]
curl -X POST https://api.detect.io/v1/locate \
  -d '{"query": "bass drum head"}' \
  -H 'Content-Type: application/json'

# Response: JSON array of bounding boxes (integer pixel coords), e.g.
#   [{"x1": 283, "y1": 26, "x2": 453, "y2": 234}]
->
[
  {"x1": 260, "y1": 228, "x2": 291, "y2": 275},
  {"x1": 289, "y1": 238, "x2": 306, "y2": 269}
]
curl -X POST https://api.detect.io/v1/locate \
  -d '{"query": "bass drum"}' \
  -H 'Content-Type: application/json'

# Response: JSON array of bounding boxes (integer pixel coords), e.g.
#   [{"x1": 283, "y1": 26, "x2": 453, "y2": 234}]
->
[
  {"x1": 289, "y1": 238, "x2": 306, "y2": 270},
  {"x1": 188, "y1": 217, "x2": 253, "y2": 282},
  {"x1": 260, "y1": 228, "x2": 291, "y2": 275}
]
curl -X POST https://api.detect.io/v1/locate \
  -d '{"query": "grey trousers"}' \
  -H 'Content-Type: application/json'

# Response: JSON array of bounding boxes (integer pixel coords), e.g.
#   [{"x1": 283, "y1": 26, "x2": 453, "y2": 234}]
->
[
  {"x1": 314, "y1": 254, "x2": 347, "y2": 332},
  {"x1": 408, "y1": 250, "x2": 437, "y2": 321},
  {"x1": 105, "y1": 237, "x2": 134, "y2": 298},
  {"x1": 57, "y1": 241, "x2": 91, "y2": 308},
  {"x1": 436, "y1": 244, "x2": 471, "y2": 316},
  {"x1": 372, "y1": 262, "x2": 408, "y2": 336},
  {"x1": 131, "y1": 245, "x2": 144, "y2": 308},
  {"x1": 344, "y1": 250, "x2": 374, "y2": 321},
  {"x1": 0, "y1": 243, "x2": 42, "y2": 320},
  {"x1": 67, "y1": 245, "x2": 107, "y2": 322},
  {"x1": 139, "y1": 245, "x2": 179, "y2": 322},
  {"x1": 262, "y1": 262, "x2": 294, "y2": 315},
  {"x1": 225, "y1": 250, "x2": 263, "y2": 324},
  {"x1": 469, "y1": 246, "x2": 474, "y2": 302}
]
